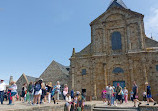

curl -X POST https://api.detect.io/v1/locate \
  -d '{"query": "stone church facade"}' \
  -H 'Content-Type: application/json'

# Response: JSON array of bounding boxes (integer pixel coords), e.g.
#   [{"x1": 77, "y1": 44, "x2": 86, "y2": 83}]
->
[{"x1": 69, "y1": 0, "x2": 158, "y2": 101}]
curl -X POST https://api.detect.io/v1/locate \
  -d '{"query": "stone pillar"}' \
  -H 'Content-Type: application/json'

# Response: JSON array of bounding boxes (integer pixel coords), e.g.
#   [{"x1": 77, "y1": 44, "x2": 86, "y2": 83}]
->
[
  {"x1": 9, "y1": 76, "x2": 13, "y2": 85},
  {"x1": 103, "y1": 63, "x2": 108, "y2": 86}
]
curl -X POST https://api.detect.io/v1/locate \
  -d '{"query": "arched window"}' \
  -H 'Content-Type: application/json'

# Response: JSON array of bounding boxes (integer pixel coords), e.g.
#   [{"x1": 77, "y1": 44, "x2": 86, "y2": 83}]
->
[
  {"x1": 113, "y1": 67, "x2": 124, "y2": 73},
  {"x1": 111, "y1": 32, "x2": 122, "y2": 50}
]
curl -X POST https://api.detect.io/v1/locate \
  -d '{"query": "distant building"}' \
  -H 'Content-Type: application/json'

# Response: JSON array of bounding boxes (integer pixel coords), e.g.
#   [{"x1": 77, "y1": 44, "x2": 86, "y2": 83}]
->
[
  {"x1": 16, "y1": 73, "x2": 37, "y2": 94},
  {"x1": 39, "y1": 60, "x2": 70, "y2": 88},
  {"x1": 69, "y1": 0, "x2": 158, "y2": 101}
]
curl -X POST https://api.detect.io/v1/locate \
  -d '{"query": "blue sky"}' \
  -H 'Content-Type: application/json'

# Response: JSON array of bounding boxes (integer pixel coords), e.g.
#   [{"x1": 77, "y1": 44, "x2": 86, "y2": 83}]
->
[{"x1": 0, "y1": 0, "x2": 158, "y2": 84}]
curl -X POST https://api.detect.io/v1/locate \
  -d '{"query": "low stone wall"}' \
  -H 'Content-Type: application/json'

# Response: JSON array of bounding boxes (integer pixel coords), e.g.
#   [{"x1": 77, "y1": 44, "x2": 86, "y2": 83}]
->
[{"x1": 139, "y1": 106, "x2": 158, "y2": 111}]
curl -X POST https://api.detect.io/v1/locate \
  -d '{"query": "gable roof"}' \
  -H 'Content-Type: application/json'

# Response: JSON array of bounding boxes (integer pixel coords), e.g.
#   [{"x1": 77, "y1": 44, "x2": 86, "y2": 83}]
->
[
  {"x1": 90, "y1": 0, "x2": 143, "y2": 26},
  {"x1": 53, "y1": 61, "x2": 69, "y2": 75},
  {"x1": 25, "y1": 75, "x2": 37, "y2": 83},
  {"x1": 145, "y1": 37, "x2": 158, "y2": 48},
  {"x1": 107, "y1": 0, "x2": 128, "y2": 10}
]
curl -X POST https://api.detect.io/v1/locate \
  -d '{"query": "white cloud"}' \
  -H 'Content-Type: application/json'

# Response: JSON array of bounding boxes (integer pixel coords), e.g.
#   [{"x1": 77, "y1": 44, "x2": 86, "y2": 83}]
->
[{"x1": 145, "y1": 8, "x2": 158, "y2": 41}]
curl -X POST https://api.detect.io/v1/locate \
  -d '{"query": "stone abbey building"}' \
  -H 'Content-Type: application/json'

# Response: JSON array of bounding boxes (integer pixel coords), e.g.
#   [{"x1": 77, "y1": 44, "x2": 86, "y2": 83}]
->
[{"x1": 69, "y1": 0, "x2": 158, "y2": 100}]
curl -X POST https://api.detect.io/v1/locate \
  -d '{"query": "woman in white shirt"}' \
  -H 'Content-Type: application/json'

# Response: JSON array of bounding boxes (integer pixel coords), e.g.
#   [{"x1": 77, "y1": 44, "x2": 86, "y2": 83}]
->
[{"x1": 65, "y1": 93, "x2": 72, "y2": 111}]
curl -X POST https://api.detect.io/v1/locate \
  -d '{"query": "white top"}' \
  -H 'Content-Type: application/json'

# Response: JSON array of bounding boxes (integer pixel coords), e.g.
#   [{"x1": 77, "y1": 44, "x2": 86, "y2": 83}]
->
[
  {"x1": 143, "y1": 91, "x2": 146, "y2": 96},
  {"x1": 124, "y1": 89, "x2": 128, "y2": 96},
  {"x1": 65, "y1": 96, "x2": 71, "y2": 102},
  {"x1": 0, "y1": 82, "x2": 6, "y2": 91},
  {"x1": 106, "y1": 86, "x2": 113, "y2": 94},
  {"x1": 11, "y1": 84, "x2": 17, "y2": 92}
]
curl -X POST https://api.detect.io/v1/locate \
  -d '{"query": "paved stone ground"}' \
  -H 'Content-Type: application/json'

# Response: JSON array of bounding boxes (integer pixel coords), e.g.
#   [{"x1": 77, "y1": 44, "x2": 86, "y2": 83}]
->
[{"x1": 0, "y1": 101, "x2": 157, "y2": 111}]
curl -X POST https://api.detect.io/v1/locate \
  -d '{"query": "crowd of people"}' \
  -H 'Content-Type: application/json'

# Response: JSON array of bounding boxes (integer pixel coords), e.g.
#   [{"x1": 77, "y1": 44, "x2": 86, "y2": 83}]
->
[
  {"x1": 0, "y1": 79, "x2": 157, "y2": 110},
  {"x1": 0, "y1": 79, "x2": 86, "y2": 111},
  {"x1": 101, "y1": 81, "x2": 157, "y2": 107}
]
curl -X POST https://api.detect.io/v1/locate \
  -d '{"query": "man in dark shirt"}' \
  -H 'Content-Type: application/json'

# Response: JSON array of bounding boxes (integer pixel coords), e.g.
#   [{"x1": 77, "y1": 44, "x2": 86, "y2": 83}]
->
[
  {"x1": 115, "y1": 83, "x2": 122, "y2": 105},
  {"x1": 132, "y1": 81, "x2": 141, "y2": 107},
  {"x1": 145, "y1": 82, "x2": 157, "y2": 105}
]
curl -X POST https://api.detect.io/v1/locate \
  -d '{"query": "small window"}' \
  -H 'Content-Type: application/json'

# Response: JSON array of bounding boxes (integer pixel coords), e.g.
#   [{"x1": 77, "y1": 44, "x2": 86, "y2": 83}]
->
[
  {"x1": 82, "y1": 69, "x2": 86, "y2": 75},
  {"x1": 156, "y1": 65, "x2": 158, "y2": 71}
]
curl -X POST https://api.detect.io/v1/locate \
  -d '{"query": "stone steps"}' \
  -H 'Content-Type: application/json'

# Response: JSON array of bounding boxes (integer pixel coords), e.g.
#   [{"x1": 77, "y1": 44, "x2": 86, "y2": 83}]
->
[{"x1": 93, "y1": 106, "x2": 138, "y2": 111}]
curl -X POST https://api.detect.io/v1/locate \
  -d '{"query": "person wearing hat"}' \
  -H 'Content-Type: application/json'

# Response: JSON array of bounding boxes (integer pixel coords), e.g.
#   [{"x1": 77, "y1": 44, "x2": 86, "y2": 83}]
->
[
  {"x1": 145, "y1": 82, "x2": 157, "y2": 105},
  {"x1": 0, "y1": 80, "x2": 6, "y2": 104}
]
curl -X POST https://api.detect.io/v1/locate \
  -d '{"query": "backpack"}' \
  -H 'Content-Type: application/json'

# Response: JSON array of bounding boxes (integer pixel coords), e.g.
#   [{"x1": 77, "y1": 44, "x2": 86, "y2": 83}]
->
[{"x1": 35, "y1": 84, "x2": 41, "y2": 91}]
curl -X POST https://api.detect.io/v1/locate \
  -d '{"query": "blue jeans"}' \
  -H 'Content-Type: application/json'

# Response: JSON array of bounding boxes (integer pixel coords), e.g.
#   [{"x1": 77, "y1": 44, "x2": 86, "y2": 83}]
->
[
  {"x1": 111, "y1": 96, "x2": 115, "y2": 105},
  {"x1": 0, "y1": 91, "x2": 4, "y2": 104},
  {"x1": 8, "y1": 92, "x2": 12, "y2": 104}
]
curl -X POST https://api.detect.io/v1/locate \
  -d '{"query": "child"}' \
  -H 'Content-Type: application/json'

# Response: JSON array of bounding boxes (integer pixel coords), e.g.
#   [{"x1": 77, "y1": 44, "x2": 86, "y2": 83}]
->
[{"x1": 130, "y1": 90, "x2": 134, "y2": 102}]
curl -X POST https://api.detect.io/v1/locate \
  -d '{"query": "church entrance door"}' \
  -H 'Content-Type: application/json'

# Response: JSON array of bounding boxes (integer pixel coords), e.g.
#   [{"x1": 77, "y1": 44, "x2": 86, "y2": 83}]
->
[{"x1": 113, "y1": 81, "x2": 125, "y2": 89}]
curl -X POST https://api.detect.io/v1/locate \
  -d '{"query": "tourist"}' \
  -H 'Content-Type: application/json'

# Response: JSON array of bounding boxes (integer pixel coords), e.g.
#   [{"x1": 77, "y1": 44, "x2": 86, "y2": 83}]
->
[
  {"x1": 101, "y1": 88, "x2": 106, "y2": 104},
  {"x1": 63, "y1": 84, "x2": 68, "y2": 100},
  {"x1": 21, "y1": 83, "x2": 27, "y2": 102},
  {"x1": 46, "y1": 82, "x2": 52, "y2": 103},
  {"x1": 77, "y1": 92, "x2": 85, "y2": 111},
  {"x1": 73, "y1": 95, "x2": 78, "y2": 110},
  {"x1": 106, "y1": 84, "x2": 113, "y2": 106},
  {"x1": 33, "y1": 79, "x2": 42, "y2": 105},
  {"x1": 130, "y1": 90, "x2": 134, "y2": 102},
  {"x1": 124, "y1": 87, "x2": 128, "y2": 103},
  {"x1": 143, "y1": 90, "x2": 147, "y2": 101},
  {"x1": 0, "y1": 80, "x2": 6, "y2": 104},
  {"x1": 145, "y1": 82, "x2": 157, "y2": 105},
  {"x1": 27, "y1": 81, "x2": 34, "y2": 105},
  {"x1": 65, "y1": 93, "x2": 72, "y2": 111},
  {"x1": 71, "y1": 89, "x2": 74, "y2": 99},
  {"x1": 41, "y1": 82, "x2": 47, "y2": 104},
  {"x1": 111, "y1": 86, "x2": 115, "y2": 106},
  {"x1": 55, "y1": 81, "x2": 61, "y2": 102},
  {"x1": 115, "y1": 83, "x2": 122, "y2": 105},
  {"x1": 132, "y1": 81, "x2": 141, "y2": 107},
  {"x1": 8, "y1": 81, "x2": 17, "y2": 105},
  {"x1": 121, "y1": 90, "x2": 124, "y2": 103}
]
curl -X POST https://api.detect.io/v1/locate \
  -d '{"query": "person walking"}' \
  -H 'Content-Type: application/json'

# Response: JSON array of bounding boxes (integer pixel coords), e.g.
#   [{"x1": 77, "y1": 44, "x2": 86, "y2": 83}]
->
[
  {"x1": 8, "y1": 81, "x2": 17, "y2": 105},
  {"x1": 132, "y1": 81, "x2": 141, "y2": 107},
  {"x1": 115, "y1": 83, "x2": 122, "y2": 105},
  {"x1": 145, "y1": 82, "x2": 157, "y2": 105},
  {"x1": 143, "y1": 90, "x2": 147, "y2": 101},
  {"x1": 0, "y1": 80, "x2": 6, "y2": 104},
  {"x1": 130, "y1": 90, "x2": 134, "y2": 102},
  {"x1": 111, "y1": 86, "x2": 115, "y2": 106},
  {"x1": 56, "y1": 81, "x2": 61, "y2": 102},
  {"x1": 124, "y1": 87, "x2": 128, "y2": 103},
  {"x1": 46, "y1": 82, "x2": 52, "y2": 103},
  {"x1": 33, "y1": 79, "x2": 42, "y2": 105},
  {"x1": 21, "y1": 83, "x2": 27, "y2": 102},
  {"x1": 106, "y1": 84, "x2": 113, "y2": 106},
  {"x1": 27, "y1": 82, "x2": 34, "y2": 105},
  {"x1": 101, "y1": 88, "x2": 106, "y2": 104},
  {"x1": 63, "y1": 84, "x2": 68, "y2": 100}
]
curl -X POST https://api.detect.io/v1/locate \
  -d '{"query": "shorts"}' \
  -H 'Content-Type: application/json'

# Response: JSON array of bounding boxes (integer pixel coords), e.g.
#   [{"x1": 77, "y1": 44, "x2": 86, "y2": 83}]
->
[
  {"x1": 116, "y1": 94, "x2": 122, "y2": 101},
  {"x1": 106, "y1": 94, "x2": 111, "y2": 101},
  {"x1": 65, "y1": 102, "x2": 71, "y2": 107},
  {"x1": 147, "y1": 95, "x2": 152, "y2": 98},
  {"x1": 11, "y1": 92, "x2": 17, "y2": 97},
  {"x1": 35, "y1": 89, "x2": 42, "y2": 95}
]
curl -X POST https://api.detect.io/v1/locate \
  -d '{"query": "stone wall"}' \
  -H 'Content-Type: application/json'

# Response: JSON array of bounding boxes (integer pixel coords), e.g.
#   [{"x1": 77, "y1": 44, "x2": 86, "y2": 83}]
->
[
  {"x1": 70, "y1": 6, "x2": 158, "y2": 101},
  {"x1": 39, "y1": 61, "x2": 69, "y2": 88},
  {"x1": 16, "y1": 74, "x2": 28, "y2": 95}
]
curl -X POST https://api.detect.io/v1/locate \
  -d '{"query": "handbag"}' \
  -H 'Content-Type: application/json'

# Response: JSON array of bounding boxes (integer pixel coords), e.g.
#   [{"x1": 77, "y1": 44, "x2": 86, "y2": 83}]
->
[{"x1": 135, "y1": 95, "x2": 138, "y2": 99}]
